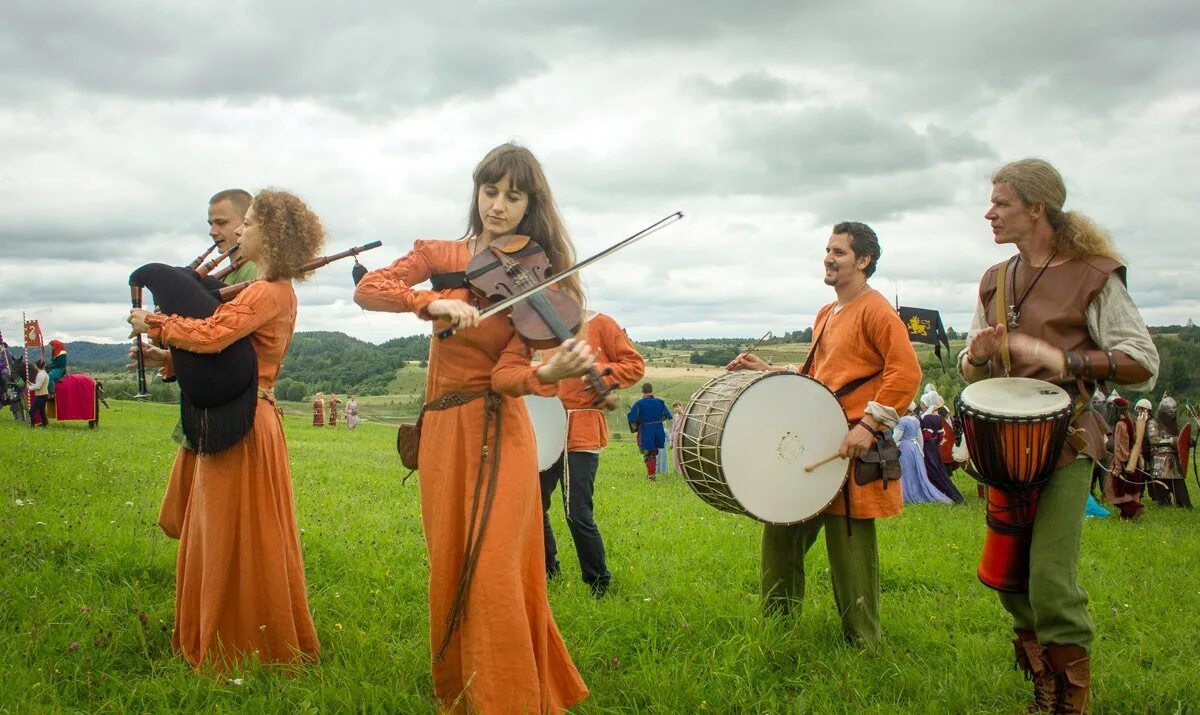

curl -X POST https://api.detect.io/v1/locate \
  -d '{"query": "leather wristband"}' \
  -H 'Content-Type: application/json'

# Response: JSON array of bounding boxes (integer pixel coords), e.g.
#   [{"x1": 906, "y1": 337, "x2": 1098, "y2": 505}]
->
[
  {"x1": 966, "y1": 351, "x2": 991, "y2": 368},
  {"x1": 1067, "y1": 349, "x2": 1149, "y2": 384},
  {"x1": 1064, "y1": 351, "x2": 1084, "y2": 376}
]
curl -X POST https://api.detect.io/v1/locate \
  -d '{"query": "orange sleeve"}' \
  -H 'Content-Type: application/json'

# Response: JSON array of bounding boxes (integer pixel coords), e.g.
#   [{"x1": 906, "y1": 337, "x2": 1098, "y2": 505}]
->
[
  {"x1": 146, "y1": 282, "x2": 282, "y2": 354},
  {"x1": 864, "y1": 300, "x2": 922, "y2": 413},
  {"x1": 492, "y1": 332, "x2": 557, "y2": 398},
  {"x1": 595, "y1": 314, "x2": 645, "y2": 388},
  {"x1": 352, "y1": 240, "x2": 441, "y2": 319}
]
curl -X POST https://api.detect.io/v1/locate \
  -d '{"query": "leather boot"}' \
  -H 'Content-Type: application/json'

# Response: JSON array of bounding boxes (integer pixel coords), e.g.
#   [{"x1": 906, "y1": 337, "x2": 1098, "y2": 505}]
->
[
  {"x1": 1012, "y1": 628, "x2": 1055, "y2": 712},
  {"x1": 1045, "y1": 643, "x2": 1091, "y2": 714}
]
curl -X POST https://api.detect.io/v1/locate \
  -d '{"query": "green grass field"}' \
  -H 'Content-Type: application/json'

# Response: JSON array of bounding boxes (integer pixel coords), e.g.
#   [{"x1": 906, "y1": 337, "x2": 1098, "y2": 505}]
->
[{"x1": 1, "y1": 403, "x2": 1197, "y2": 713}]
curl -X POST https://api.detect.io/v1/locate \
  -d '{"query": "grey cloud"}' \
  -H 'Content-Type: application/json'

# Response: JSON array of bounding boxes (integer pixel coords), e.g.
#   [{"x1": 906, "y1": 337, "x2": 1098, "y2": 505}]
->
[
  {"x1": 1, "y1": 1, "x2": 549, "y2": 112},
  {"x1": 684, "y1": 70, "x2": 805, "y2": 103},
  {"x1": 554, "y1": 105, "x2": 996, "y2": 222}
]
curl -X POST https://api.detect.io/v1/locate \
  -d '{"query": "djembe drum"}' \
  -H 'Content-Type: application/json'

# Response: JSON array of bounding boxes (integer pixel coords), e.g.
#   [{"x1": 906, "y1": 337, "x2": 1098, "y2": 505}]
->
[
  {"x1": 956, "y1": 377, "x2": 1074, "y2": 592},
  {"x1": 677, "y1": 370, "x2": 849, "y2": 524}
]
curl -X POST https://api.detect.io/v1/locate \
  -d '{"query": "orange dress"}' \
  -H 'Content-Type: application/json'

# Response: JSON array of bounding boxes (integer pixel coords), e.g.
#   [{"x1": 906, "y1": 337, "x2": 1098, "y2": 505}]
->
[
  {"x1": 145, "y1": 280, "x2": 320, "y2": 670},
  {"x1": 355, "y1": 239, "x2": 589, "y2": 713}
]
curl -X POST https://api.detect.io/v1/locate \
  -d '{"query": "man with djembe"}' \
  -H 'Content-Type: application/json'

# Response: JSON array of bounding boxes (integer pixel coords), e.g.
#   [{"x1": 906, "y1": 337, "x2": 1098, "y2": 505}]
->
[{"x1": 960, "y1": 158, "x2": 1158, "y2": 713}]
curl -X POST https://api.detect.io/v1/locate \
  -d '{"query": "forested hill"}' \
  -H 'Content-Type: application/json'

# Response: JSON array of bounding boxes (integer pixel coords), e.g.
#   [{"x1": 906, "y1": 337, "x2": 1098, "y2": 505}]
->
[
  {"x1": 274, "y1": 331, "x2": 428, "y2": 398},
  {"x1": 58, "y1": 332, "x2": 432, "y2": 399}
]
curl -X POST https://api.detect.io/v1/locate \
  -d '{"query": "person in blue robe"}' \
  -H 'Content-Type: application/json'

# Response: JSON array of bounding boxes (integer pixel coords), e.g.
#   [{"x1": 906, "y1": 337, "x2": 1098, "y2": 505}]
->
[
  {"x1": 895, "y1": 409, "x2": 952, "y2": 504},
  {"x1": 626, "y1": 382, "x2": 672, "y2": 479}
]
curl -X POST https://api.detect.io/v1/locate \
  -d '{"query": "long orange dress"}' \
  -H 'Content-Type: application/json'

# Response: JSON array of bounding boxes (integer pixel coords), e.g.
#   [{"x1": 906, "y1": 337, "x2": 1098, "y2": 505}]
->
[
  {"x1": 355, "y1": 239, "x2": 589, "y2": 713},
  {"x1": 145, "y1": 280, "x2": 320, "y2": 670}
]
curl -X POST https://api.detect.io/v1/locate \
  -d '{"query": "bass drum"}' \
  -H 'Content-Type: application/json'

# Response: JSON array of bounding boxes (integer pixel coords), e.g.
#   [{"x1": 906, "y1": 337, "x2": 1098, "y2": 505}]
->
[
  {"x1": 679, "y1": 371, "x2": 849, "y2": 525},
  {"x1": 524, "y1": 395, "x2": 568, "y2": 471}
]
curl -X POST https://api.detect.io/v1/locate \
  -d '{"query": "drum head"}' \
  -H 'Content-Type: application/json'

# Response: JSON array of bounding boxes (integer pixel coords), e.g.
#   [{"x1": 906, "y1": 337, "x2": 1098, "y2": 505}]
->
[
  {"x1": 524, "y1": 395, "x2": 567, "y2": 471},
  {"x1": 959, "y1": 377, "x2": 1070, "y2": 417},
  {"x1": 721, "y1": 373, "x2": 849, "y2": 524}
]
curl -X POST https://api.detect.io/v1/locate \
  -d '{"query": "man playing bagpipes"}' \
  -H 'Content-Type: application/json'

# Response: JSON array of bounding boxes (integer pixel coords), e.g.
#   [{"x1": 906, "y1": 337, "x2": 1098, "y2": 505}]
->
[{"x1": 960, "y1": 159, "x2": 1159, "y2": 713}]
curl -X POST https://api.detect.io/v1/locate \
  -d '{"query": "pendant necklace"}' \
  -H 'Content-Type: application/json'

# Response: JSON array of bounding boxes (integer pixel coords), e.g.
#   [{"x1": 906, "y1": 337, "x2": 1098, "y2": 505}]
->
[{"x1": 1006, "y1": 250, "x2": 1057, "y2": 329}]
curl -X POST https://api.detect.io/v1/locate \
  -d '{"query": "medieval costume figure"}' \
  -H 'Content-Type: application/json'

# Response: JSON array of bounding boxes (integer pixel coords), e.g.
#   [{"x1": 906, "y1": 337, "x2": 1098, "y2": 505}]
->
[
  {"x1": 540, "y1": 311, "x2": 644, "y2": 595},
  {"x1": 46, "y1": 339, "x2": 68, "y2": 396},
  {"x1": 345, "y1": 395, "x2": 359, "y2": 429},
  {"x1": 1145, "y1": 396, "x2": 1193, "y2": 508},
  {"x1": 1101, "y1": 396, "x2": 1145, "y2": 520},
  {"x1": 128, "y1": 189, "x2": 323, "y2": 670},
  {"x1": 327, "y1": 393, "x2": 340, "y2": 428},
  {"x1": 728, "y1": 221, "x2": 922, "y2": 648},
  {"x1": 312, "y1": 392, "x2": 325, "y2": 427},
  {"x1": 627, "y1": 383, "x2": 672, "y2": 479},
  {"x1": 353, "y1": 143, "x2": 591, "y2": 712},
  {"x1": 960, "y1": 158, "x2": 1159, "y2": 713},
  {"x1": 921, "y1": 412, "x2": 965, "y2": 504},
  {"x1": 897, "y1": 406, "x2": 952, "y2": 504}
]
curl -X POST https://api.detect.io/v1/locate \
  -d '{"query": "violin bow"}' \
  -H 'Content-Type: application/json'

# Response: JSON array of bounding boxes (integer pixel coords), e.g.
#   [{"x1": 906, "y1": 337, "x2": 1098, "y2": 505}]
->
[{"x1": 437, "y1": 212, "x2": 683, "y2": 340}]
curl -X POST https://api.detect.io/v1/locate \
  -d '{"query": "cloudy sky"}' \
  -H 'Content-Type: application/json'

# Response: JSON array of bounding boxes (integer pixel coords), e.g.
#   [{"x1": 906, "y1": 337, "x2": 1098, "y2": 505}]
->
[{"x1": 2, "y1": 1, "x2": 1198, "y2": 346}]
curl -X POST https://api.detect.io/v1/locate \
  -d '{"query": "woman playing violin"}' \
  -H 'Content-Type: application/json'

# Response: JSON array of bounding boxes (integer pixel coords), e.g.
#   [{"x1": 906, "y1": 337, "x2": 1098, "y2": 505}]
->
[{"x1": 354, "y1": 143, "x2": 593, "y2": 713}]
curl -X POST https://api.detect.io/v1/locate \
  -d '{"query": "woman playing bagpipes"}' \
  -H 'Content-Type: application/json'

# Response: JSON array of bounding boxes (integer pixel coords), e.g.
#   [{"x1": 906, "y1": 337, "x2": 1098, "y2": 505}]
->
[
  {"x1": 128, "y1": 189, "x2": 323, "y2": 670},
  {"x1": 354, "y1": 143, "x2": 594, "y2": 713}
]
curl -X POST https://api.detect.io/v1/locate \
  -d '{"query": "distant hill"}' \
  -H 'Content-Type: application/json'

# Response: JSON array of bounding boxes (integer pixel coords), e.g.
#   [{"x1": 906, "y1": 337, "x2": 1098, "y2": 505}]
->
[
  {"x1": 71, "y1": 322, "x2": 1200, "y2": 405},
  {"x1": 62, "y1": 341, "x2": 129, "y2": 369},
  {"x1": 67, "y1": 331, "x2": 433, "y2": 400}
]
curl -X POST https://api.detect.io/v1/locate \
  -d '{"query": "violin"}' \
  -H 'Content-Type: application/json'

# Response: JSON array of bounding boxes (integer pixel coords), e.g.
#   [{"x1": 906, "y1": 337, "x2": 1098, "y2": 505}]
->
[{"x1": 464, "y1": 234, "x2": 618, "y2": 408}]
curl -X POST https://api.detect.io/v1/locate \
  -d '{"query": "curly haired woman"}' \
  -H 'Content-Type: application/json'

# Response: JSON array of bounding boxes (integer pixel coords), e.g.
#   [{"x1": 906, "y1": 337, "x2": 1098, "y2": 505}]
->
[{"x1": 129, "y1": 189, "x2": 324, "y2": 670}]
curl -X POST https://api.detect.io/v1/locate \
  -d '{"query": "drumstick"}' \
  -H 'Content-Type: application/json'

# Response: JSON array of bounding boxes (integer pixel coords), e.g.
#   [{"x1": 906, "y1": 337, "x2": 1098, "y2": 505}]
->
[
  {"x1": 804, "y1": 452, "x2": 845, "y2": 472},
  {"x1": 744, "y1": 330, "x2": 773, "y2": 358}
]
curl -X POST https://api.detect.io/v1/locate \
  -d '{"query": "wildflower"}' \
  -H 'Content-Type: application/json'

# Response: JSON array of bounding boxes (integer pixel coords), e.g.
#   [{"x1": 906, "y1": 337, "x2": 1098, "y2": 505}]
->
[
  {"x1": 125, "y1": 501, "x2": 134, "y2": 507},
  {"x1": 229, "y1": 678, "x2": 245, "y2": 686},
  {"x1": 610, "y1": 656, "x2": 620, "y2": 668},
  {"x1": 67, "y1": 642, "x2": 80, "y2": 652},
  {"x1": 335, "y1": 623, "x2": 344, "y2": 631}
]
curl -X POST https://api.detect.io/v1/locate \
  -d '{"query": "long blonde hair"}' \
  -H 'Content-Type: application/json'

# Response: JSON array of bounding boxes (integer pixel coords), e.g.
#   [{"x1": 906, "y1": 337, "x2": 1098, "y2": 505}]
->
[
  {"x1": 991, "y1": 158, "x2": 1123, "y2": 263},
  {"x1": 464, "y1": 143, "x2": 585, "y2": 309}
]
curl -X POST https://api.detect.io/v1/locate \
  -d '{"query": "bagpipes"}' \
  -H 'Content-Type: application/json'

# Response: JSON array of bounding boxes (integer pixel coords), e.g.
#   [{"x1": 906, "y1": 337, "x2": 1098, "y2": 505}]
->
[{"x1": 129, "y1": 240, "x2": 382, "y2": 454}]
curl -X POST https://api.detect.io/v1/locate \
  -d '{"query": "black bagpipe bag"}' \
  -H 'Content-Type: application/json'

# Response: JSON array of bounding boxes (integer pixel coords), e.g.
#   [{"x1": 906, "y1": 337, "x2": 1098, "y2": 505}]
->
[{"x1": 129, "y1": 263, "x2": 258, "y2": 454}]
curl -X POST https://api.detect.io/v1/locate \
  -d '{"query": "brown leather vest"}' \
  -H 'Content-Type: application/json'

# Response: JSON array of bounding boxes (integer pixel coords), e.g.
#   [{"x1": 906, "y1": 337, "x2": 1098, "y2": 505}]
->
[{"x1": 977, "y1": 255, "x2": 1125, "y2": 464}]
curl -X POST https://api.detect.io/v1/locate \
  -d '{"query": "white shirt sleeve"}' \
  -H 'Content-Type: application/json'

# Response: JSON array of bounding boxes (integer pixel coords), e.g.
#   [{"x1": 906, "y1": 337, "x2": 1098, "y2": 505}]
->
[{"x1": 1086, "y1": 273, "x2": 1159, "y2": 392}]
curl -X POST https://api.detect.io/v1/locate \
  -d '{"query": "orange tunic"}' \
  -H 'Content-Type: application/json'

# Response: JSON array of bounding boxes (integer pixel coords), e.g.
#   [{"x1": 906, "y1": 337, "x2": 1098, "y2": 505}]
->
[
  {"x1": 803, "y1": 289, "x2": 922, "y2": 520},
  {"x1": 145, "y1": 280, "x2": 320, "y2": 669},
  {"x1": 543, "y1": 312, "x2": 645, "y2": 452},
  {"x1": 354, "y1": 239, "x2": 589, "y2": 713}
]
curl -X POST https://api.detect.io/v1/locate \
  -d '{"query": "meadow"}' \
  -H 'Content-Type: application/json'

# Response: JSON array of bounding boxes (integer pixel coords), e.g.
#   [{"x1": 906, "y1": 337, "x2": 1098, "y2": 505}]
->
[{"x1": 1, "y1": 402, "x2": 1198, "y2": 713}]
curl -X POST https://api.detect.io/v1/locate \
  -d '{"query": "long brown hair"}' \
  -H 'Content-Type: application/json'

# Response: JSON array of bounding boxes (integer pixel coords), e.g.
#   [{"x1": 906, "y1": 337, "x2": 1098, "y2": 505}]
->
[
  {"x1": 463, "y1": 143, "x2": 585, "y2": 308},
  {"x1": 991, "y1": 158, "x2": 1123, "y2": 263}
]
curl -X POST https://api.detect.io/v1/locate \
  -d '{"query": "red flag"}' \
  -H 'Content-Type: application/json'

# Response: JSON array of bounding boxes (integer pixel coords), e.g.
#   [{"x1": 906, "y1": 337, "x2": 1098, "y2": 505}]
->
[{"x1": 24, "y1": 320, "x2": 42, "y2": 348}]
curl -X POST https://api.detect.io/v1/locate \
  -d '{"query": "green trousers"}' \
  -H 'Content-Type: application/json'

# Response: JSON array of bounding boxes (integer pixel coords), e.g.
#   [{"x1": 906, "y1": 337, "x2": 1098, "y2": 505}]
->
[
  {"x1": 998, "y1": 458, "x2": 1095, "y2": 653},
  {"x1": 761, "y1": 514, "x2": 880, "y2": 646}
]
